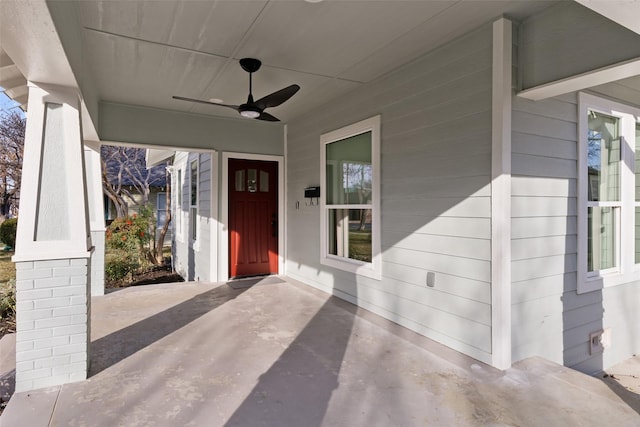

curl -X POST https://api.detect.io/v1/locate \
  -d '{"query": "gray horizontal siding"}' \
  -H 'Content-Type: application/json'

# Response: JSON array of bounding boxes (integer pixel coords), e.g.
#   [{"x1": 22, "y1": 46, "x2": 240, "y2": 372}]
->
[
  {"x1": 195, "y1": 153, "x2": 212, "y2": 281},
  {"x1": 512, "y1": 85, "x2": 640, "y2": 372},
  {"x1": 287, "y1": 24, "x2": 494, "y2": 364},
  {"x1": 509, "y1": 91, "x2": 636, "y2": 373},
  {"x1": 510, "y1": 92, "x2": 582, "y2": 367}
]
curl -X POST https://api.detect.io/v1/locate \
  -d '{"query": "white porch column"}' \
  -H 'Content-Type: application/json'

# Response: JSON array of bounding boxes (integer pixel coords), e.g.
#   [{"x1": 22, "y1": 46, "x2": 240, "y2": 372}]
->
[
  {"x1": 13, "y1": 83, "x2": 92, "y2": 392},
  {"x1": 84, "y1": 141, "x2": 106, "y2": 296}
]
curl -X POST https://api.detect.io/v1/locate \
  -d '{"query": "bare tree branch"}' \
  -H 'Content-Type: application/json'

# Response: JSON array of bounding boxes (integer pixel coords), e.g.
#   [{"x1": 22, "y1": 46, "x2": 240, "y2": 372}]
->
[
  {"x1": 101, "y1": 145, "x2": 170, "y2": 265},
  {"x1": 0, "y1": 111, "x2": 25, "y2": 221}
]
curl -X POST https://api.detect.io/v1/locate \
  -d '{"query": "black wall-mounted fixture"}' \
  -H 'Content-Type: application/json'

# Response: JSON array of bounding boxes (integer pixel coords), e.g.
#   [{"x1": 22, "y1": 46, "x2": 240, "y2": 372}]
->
[
  {"x1": 305, "y1": 186, "x2": 320, "y2": 206},
  {"x1": 304, "y1": 186, "x2": 320, "y2": 198}
]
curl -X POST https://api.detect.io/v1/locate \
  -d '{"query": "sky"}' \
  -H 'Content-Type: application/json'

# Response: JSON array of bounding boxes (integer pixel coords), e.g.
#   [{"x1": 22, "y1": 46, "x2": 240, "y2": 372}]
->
[{"x1": 0, "y1": 87, "x2": 24, "y2": 117}]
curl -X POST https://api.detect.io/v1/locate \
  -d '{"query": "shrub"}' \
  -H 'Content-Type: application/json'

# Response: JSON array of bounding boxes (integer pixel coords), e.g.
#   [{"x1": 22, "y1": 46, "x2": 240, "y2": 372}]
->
[
  {"x1": 105, "y1": 207, "x2": 156, "y2": 284},
  {"x1": 105, "y1": 255, "x2": 139, "y2": 283},
  {"x1": 0, "y1": 279, "x2": 16, "y2": 319},
  {"x1": 0, "y1": 218, "x2": 17, "y2": 249}
]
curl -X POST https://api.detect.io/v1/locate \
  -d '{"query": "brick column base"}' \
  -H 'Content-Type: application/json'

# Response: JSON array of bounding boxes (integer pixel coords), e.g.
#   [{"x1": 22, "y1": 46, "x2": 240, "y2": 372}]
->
[{"x1": 15, "y1": 258, "x2": 91, "y2": 392}]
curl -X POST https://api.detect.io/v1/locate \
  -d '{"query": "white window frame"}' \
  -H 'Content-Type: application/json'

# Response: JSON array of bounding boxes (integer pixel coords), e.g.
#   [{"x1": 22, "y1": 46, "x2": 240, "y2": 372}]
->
[
  {"x1": 189, "y1": 157, "x2": 199, "y2": 247},
  {"x1": 320, "y1": 115, "x2": 381, "y2": 280},
  {"x1": 578, "y1": 93, "x2": 640, "y2": 293}
]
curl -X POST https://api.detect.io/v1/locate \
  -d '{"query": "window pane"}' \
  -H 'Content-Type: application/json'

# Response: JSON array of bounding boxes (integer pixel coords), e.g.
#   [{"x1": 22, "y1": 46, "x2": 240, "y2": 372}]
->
[
  {"x1": 177, "y1": 170, "x2": 182, "y2": 208},
  {"x1": 157, "y1": 193, "x2": 167, "y2": 229},
  {"x1": 588, "y1": 206, "x2": 617, "y2": 271},
  {"x1": 176, "y1": 170, "x2": 182, "y2": 234},
  {"x1": 260, "y1": 170, "x2": 269, "y2": 192},
  {"x1": 157, "y1": 210, "x2": 167, "y2": 229},
  {"x1": 588, "y1": 112, "x2": 620, "y2": 202},
  {"x1": 328, "y1": 208, "x2": 372, "y2": 262},
  {"x1": 190, "y1": 160, "x2": 198, "y2": 206},
  {"x1": 248, "y1": 169, "x2": 257, "y2": 193},
  {"x1": 235, "y1": 170, "x2": 245, "y2": 192},
  {"x1": 190, "y1": 207, "x2": 197, "y2": 240},
  {"x1": 326, "y1": 132, "x2": 372, "y2": 205},
  {"x1": 157, "y1": 193, "x2": 166, "y2": 210}
]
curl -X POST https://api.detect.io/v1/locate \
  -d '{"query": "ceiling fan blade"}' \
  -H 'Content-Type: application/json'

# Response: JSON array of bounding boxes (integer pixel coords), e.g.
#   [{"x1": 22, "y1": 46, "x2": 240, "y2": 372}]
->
[
  {"x1": 257, "y1": 111, "x2": 280, "y2": 122},
  {"x1": 172, "y1": 95, "x2": 239, "y2": 111},
  {"x1": 255, "y1": 84, "x2": 300, "y2": 110}
]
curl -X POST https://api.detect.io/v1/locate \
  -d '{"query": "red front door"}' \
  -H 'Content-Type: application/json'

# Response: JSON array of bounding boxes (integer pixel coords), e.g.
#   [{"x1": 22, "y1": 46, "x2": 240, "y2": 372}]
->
[{"x1": 229, "y1": 159, "x2": 278, "y2": 278}]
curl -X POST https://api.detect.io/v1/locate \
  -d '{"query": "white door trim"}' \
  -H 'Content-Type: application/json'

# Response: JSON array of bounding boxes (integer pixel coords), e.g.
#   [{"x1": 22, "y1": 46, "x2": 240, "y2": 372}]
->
[
  {"x1": 209, "y1": 150, "x2": 219, "y2": 282},
  {"x1": 220, "y1": 152, "x2": 285, "y2": 281}
]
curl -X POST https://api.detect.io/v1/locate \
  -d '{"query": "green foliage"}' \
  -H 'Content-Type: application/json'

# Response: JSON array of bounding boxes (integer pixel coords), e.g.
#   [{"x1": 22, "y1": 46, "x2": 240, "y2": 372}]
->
[
  {"x1": 105, "y1": 206, "x2": 156, "y2": 284},
  {"x1": 105, "y1": 254, "x2": 139, "y2": 283},
  {"x1": 0, "y1": 218, "x2": 17, "y2": 248},
  {"x1": 0, "y1": 279, "x2": 15, "y2": 319}
]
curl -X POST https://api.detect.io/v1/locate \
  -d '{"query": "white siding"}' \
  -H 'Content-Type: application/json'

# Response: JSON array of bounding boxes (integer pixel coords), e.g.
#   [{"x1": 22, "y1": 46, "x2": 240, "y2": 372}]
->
[{"x1": 287, "y1": 25, "x2": 493, "y2": 364}]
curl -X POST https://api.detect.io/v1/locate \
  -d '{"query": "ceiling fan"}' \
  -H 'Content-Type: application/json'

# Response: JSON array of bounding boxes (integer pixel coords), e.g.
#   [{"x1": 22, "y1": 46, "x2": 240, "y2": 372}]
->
[{"x1": 173, "y1": 58, "x2": 300, "y2": 122}]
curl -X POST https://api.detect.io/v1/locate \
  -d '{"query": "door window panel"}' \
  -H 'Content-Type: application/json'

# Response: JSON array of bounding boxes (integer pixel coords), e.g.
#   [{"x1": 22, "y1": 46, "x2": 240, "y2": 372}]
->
[
  {"x1": 248, "y1": 169, "x2": 257, "y2": 192},
  {"x1": 260, "y1": 170, "x2": 269, "y2": 192},
  {"x1": 235, "y1": 170, "x2": 245, "y2": 192}
]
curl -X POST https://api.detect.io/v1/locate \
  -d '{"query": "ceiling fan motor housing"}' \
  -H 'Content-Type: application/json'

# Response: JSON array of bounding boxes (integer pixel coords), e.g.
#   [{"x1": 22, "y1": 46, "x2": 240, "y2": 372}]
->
[
  {"x1": 239, "y1": 103, "x2": 261, "y2": 118},
  {"x1": 239, "y1": 58, "x2": 262, "y2": 73}
]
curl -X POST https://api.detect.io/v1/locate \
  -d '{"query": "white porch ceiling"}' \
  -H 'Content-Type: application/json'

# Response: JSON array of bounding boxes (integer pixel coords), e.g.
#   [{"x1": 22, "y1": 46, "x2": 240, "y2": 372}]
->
[{"x1": 70, "y1": 0, "x2": 558, "y2": 123}]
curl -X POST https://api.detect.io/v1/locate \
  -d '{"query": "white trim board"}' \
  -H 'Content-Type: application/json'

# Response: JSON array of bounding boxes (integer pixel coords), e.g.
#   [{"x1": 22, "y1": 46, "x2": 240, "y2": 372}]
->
[
  {"x1": 209, "y1": 151, "x2": 219, "y2": 282},
  {"x1": 491, "y1": 18, "x2": 513, "y2": 370},
  {"x1": 220, "y1": 152, "x2": 285, "y2": 281}
]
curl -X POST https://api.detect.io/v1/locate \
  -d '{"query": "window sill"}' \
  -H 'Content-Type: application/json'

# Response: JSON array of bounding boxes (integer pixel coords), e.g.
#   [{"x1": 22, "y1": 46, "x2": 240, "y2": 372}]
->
[{"x1": 579, "y1": 269, "x2": 640, "y2": 293}]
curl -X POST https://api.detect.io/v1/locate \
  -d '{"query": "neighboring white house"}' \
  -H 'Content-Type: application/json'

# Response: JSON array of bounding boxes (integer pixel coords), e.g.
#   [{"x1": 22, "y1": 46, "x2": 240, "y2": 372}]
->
[{"x1": 2, "y1": 0, "x2": 640, "y2": 392}]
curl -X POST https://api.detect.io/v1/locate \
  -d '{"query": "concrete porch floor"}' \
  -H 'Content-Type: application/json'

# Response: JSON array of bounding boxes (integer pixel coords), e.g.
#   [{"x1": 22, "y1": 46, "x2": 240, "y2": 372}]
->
[{"x1": 1, "y1": 277, "x2": 639, "y2": 426}]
